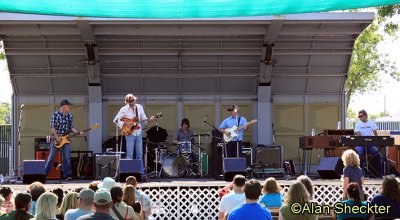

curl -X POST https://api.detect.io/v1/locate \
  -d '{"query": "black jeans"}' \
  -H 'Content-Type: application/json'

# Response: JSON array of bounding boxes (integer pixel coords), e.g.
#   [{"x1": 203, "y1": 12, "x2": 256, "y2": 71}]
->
[{"x1": 226, "y1": 141, "x2": 242, "y2": 158}]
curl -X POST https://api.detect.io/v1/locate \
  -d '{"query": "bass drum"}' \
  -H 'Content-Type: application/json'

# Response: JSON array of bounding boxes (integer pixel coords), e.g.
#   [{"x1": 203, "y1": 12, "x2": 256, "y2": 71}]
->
[{"x1": 162, "y1": 154, "x2": 186, "y2": 177}]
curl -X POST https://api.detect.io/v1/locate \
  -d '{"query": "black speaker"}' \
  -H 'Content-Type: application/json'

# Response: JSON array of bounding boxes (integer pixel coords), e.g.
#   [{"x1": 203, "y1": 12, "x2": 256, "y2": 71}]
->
[
  {"x1": 211, "y1": 129, "x2": 224, "y2": 178},
  {"x1": 317, "y1": 157, "x2": 344, "y2": 179},
  {"x1": 223, "y1": 158, "x2": 247, "y2": 182},
  {"x1": 23, "y1": 160, "x2": 46, "y2": 184},
  {"x1": 119, "y1": 159, "x2": 142, "y2": 182}
]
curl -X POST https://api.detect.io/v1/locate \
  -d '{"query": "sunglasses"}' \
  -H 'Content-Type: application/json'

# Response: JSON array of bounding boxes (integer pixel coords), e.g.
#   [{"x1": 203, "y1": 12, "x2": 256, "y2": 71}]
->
[
  {"x1": 358, "y1": 115, "x2": 364, "y2": 118},
  {"x1": 227, "y1": 109, "x2": 234, "y2": 112}
]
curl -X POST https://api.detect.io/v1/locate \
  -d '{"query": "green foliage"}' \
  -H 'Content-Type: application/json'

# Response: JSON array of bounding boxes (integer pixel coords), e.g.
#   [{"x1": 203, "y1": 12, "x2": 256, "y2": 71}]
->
[
  {"x1": 378, "y1": 4, "x2": 400, "y2": 35},
  {"x1": 0, "y1": 43, "x2": 4, "y2": 60},
  {"x1": 0, "y1": 102, "x2": 11, "y2": 124},
  {"x1": 346, "y1": 19, "x2": 400, "y2": 108},
  {"x1": 347, "y1": 108, "x2": 357, "y2": 120}
]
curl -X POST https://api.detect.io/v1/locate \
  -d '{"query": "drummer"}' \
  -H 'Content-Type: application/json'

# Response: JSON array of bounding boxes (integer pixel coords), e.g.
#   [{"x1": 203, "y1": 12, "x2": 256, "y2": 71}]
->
[{"x1": 172, "y1": 118, "x2": 195, "y2": 146}]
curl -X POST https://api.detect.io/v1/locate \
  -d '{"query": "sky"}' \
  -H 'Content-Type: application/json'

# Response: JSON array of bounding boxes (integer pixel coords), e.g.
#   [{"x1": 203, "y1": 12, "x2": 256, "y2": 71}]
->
[{"x1": 1, "y1": 13, "x2": 400, "y2": 116}]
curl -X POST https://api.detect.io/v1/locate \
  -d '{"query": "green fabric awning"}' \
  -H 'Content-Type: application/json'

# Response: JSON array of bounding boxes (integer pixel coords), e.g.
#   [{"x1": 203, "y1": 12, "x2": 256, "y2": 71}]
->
[{"x1": 0, "y1": 0, "x2": 399, "y2": 19}]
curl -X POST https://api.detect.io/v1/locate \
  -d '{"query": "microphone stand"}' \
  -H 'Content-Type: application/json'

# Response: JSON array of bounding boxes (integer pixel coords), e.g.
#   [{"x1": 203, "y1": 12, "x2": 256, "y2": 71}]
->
[{"x1": 16, "y1": 106, "x2": 23, "y2": 182}]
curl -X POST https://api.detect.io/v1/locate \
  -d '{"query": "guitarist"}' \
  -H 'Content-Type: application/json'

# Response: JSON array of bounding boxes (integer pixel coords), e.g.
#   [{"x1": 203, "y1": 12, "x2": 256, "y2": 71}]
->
[
  {"x1": 113, "y1": 94, "x2": 155, "y2": 175},
  {"x1": 218, "y1": 105, "x2": 248, "y2": 158},
  {"x1": 45, "y1": 99, "x2": 82, "y2": 180}
]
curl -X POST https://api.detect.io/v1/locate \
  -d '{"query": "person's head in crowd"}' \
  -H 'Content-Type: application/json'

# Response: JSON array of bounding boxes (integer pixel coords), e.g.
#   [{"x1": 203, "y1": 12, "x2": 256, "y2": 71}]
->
[
  {"x1": 77, "y1": 188, "x2": 95, "y2": 209},
  {"x1": 262, "y1": 177, "x2": 281, "y2": 195},
  {"x1": 93, "y1": 189, "x2": 113, "y2": 213},
  {"x1": 0, "y1": 187, "x2": 13, "y2": 201},
  {"x1": 125, "y1": 176, "x2": 138, "y2": 188},
  {"x1": 88, "y1": 181, "x2": 101, "y2": 192},
  {"x1": 74, "y1": 187, "x2": 83, "y2": 193},
  {"x1": 59, "y1": 191, "x2": 79, "y2": 216},
  {"x1": 98, "y1": 177, "x2": 116, "y2": 191},
  {"x1": 342, "y1": 149, "x2": 360, "y2": 168},
  {"x1": 296, "y1": 175, "x2": 314, "y2": 199},
  {"x1": 232, "y1": 175, "x2": 246, "y2": 192},
  {"x1": 34, "y1": 192, "x2": 58, "y2": 220},
  {"x1": 380, "y1": 176, "x2": 400, "y2": 203},
  {"x1": 347, "y1": 182, "x2": 362, "y2": 204},
  {"x1": 51, "y1": 188, "x2": 64, "y2": 208},
  {"x1": 244, "y1": 179, "x2": 262, "y2": 202},
  {"x1": 285, "y1": 181, "x2": 310, "y2": 204},
  {"x1": 122, "y1": 185, "x2": 137, "y2": 207},
  {"x1": 14, "y1": 192, "x2": 32, "y2": 219},
  {"x1": 28, "y1": 182, "x2": 46, "y2": 202},
  {"x1": 110, "y1": 186, "x2": 123, "y2": 204}
]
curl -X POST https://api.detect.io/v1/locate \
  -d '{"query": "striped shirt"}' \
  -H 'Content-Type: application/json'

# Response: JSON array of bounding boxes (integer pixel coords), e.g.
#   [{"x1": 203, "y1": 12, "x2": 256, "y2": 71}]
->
[
  {"x1": 135, "y1": 189, "x2": 152, "y2": 219},
  {"x1": 50, "y1": 111, "x2": 74, "y2": 135}
]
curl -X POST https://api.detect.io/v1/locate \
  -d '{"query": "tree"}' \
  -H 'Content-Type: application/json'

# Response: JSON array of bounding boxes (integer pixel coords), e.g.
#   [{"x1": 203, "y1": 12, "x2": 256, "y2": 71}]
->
[
  {"x1": 0, "y1": 102, "x2": 11, "y2": 124},
  {"x1": 345, "y1": 18, "x2": 399, "y2": 109},
  {"x1": 378, "y1": 4, "x2": 400, "y2": 35},
  {"x1": 0, "y1": 42, "x2": 4, "y2": 60}
]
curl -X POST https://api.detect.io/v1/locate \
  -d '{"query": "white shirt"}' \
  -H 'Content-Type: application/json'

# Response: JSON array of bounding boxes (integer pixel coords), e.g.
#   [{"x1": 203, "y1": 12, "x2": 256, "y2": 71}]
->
[
  {"x1": 113, "y1": 104, "x2": 147, "y2": 136},
  {"x1": 354, "y1": 120, "x2": 378, "y2": 136},
  {"x1": 218, "y1": 192, "x2": 245, "y2": 213}
]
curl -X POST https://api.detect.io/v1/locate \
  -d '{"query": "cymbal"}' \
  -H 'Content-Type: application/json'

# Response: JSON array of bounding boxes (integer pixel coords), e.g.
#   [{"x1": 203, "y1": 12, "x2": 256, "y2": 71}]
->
[{"x1": 193, "y1": 133, "x2": 210, "y2": 137}]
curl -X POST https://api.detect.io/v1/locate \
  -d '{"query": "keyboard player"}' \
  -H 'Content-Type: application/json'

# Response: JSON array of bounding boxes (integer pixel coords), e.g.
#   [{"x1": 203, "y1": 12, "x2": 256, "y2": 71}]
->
[{"x1": 354, "y1": 109, "x2": 383, "y2": 177}]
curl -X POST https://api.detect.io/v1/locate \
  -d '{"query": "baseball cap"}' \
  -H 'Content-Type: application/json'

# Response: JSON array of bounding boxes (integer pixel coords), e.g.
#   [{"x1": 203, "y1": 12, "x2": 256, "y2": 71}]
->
[
  {"x1": 60, "y1": 99, "x2": 73, "y2": 107},
  {"x1": 98, "y1": 177, "x2": 116, "y2": 191},
  {"x1": 94, "y1": 189, "x2": 112, "y2": 205},
  {"x1": 78, "y1": 188, "x2": 94, "y2": 201}
]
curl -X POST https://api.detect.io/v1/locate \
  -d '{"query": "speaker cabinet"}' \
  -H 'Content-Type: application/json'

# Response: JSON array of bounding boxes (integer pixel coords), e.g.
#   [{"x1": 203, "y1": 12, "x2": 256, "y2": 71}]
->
[
  {"x1": 317, "y1": 157, "x2": 344, "y2": 179},
  {"x1": 256, "y1": 145, "x2": 283, "y2": 168},
  {"x1": 223, "y1": 158, "x2": 247, "y2": 182},
  {"x1": 119, "y1": 159, "x2": 142, "y2": 182},
  {"x1": 23, "y1": 160, "x2": 46, "y2": 184},
  {"x1": 95, "y1": 154, "x2": 120, "y2": 179},
  {"x1": 35, "y1": 149, "x2": 61, "y2": 179}
]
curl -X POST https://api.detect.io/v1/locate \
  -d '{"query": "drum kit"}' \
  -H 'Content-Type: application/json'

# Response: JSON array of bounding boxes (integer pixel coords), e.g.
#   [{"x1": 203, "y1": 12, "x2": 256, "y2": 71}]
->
[{"x1": 143, "y1": 135, "x2": 208, "y2": 178}]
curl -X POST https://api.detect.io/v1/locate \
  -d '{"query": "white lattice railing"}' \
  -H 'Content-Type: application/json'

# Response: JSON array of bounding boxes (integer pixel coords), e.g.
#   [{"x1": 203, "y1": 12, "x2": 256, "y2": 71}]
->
[{"x1": 140, "y1": 183, "x2": 381, "y2": 220}]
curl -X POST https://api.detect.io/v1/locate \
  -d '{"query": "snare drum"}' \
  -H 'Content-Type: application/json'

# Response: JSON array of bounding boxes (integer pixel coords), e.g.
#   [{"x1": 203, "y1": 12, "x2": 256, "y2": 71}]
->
[
  {"x1": 177, "y1": 141, "x2": 192, "y2": 154},
  {"x1": 162, "y1": 154, "x2": 186, "y2": 177}
]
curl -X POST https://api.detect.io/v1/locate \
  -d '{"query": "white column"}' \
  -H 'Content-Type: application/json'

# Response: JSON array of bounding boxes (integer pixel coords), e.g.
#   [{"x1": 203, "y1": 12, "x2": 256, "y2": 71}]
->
[
  {"x1": 88, "y1": 86, "x2": 102, "y2": 153},
  {"x1": 257, "y1": 85, "x2": 272, "y2": 145}
]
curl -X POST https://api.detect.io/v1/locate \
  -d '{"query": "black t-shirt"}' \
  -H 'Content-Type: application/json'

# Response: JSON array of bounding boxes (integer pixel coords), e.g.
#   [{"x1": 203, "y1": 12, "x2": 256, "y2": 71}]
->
[{"x1": 129, "y1": 202, "x2": 142, "y2": 214}]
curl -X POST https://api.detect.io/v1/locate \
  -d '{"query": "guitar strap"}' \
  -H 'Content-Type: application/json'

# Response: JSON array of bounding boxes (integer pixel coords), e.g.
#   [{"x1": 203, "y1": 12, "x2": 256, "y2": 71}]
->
[{"x1": 237, "y1": 116, "x2": 241, "y2": 127}]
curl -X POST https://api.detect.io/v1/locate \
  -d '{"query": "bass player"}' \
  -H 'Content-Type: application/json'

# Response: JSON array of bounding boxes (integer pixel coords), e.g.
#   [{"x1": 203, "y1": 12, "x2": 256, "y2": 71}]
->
[{"x1": 113, "y1": 94, "x2": 155, "y2": 175}]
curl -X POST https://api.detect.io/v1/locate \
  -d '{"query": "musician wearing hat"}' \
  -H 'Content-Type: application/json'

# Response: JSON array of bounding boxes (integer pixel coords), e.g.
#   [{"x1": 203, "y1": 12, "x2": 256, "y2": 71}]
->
[
  {"x1": 113, "y1": 94, "x2": 156, "y2": 175},
  {"x1": 218, "y1": 105, "x2": 248, "y2": 158},
  {"x1": 45, "y1": 99, "x2": 82, "y2": 180}
]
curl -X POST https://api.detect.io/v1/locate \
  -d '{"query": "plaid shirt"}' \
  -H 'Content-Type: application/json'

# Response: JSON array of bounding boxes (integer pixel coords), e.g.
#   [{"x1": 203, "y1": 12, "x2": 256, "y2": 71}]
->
[
  {"x1": 50, "y1": 111, "x2": 74, "y2": 135},
  {"x1": 135, "y1": 189, "x2": 152, "y2": 218},
  {"x1": 1, "y1": 200, "x2": 14, "y2": 213}
]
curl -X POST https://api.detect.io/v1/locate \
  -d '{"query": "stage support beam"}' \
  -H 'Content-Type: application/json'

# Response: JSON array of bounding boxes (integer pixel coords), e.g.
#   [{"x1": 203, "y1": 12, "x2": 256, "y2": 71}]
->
[
  {"x1": 257, "y1": 85, "x2": 272, "y2": 145},
  {"x1": 88, "y1": 86, "x2": 102, "y2": 153}
]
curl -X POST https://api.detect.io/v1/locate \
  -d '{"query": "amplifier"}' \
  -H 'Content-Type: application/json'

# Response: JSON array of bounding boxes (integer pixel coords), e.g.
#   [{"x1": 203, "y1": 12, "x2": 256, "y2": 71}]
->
[
  {"x1": 35, "y1": 149, "x2": 61, "y2": 179},
  {"x1": 242, "y1": 147, "x2": 253, "y2": 167},
  {"x1": 35, "y1": 137, "x2": 51, "y2": 150},
  {"x1": 95, "y1": 154, "x2": 121, "y2": 179},
  {"x1": 256, "y1": 145, "x2": 283, "y2": 169}
]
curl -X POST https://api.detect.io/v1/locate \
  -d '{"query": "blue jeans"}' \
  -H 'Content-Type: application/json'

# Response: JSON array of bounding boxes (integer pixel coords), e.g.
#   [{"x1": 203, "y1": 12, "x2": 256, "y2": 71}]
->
[
  {"x1": 355, "y1": 146, "x2": 383, "y2": 177},
  {"x1": 125, "y1": 133, "x2": 144, "y2": 174},
  {"x1": 45, "y1": 142, "x2": 71, "y2": 177}
]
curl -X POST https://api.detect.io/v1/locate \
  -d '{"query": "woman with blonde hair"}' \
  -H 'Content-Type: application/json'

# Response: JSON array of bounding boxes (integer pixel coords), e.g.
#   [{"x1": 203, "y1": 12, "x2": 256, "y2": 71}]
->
[
  {"x1": 57, "y1": 192, "x2": 78, "y2": 219},
  {"x1": 258, "y1": 177, "x2": 282, "y2": 208},
  {"x1": 296, "y1": 175, "x2": 314, "y2": 202},
  {"x1": 110, "y1": 186, "x2": 137, "y2": 220},
  {"x1": 31, "y1": 192, "x2": 58, "y2": 220},
  {"x1": 123, "y1": 186, "x2": 142, "y2": 217},
  {"x1": 279, "y1": 181, "x2": 317, "y2": 220},
  {"x1": 341, "y1": 149, "x2": 364, "y2": 200}
]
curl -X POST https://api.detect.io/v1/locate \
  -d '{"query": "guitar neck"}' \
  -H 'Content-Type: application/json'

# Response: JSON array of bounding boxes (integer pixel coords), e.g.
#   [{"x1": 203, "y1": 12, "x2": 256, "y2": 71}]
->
[
  {"x1": 67, "y1": 128, "x2": 91, "y2": 138},
  {"x1": 237, "y1": 122, "x2": 253, "y2": 130}
]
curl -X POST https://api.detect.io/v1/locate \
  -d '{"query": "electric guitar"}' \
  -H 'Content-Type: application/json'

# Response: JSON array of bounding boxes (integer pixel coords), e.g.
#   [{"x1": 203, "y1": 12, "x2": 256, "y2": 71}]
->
[
  {"x1": 223, "y1": 119, "x2": 257, "y2": 142},
  {"x1": 54, "y1": 124, "x2": 101, "y2": 149},
  {"x1": 120, "y1": 112, "x2": 163, "y2": 136}
]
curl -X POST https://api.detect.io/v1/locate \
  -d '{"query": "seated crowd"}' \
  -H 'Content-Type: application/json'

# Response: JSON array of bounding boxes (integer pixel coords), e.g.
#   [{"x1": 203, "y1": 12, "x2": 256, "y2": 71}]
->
[{"x1": 0, "y1": 176, "x2": 150, "y2": 220}]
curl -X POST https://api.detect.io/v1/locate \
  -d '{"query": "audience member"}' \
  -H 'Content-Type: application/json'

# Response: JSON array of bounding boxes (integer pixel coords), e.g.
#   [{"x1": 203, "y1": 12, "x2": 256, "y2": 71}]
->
[
  {"x1": 123, "y1": 186, "x2": 142, "y2": 216},
  {"x1": 0, "y1": 195, "x2": 5, "y2": 216},
  {"x1": 218, "y1": 175, "x2": 246, "y2": 220},
  {"x1": 88, "y1": 182, "x2": 100, "y2": 193},
  {"x1": 227, "y1": 179, "x2": 272, "y2": 220},
  {"x1": 51, "y1": 188, "x2": 64, "y2": 209},
  {"x1": 64, "y1": 189, "x2": 94, "y2": 220},
  {"x1": 125, "y1": 176, "x2": 152, "y2": 219},
  {"x1": 279, "y1": 181, "x2": 317, "y2": 220},
  {"x1": 0, "y1": 192, "x2": 33, "y2": 220},
  {"x1": 31, "y1": 192, "x2": 58, "y2": 220},
  {"x1": 334, "y1": 182, "x2": 368, "y2": 220},
  {"x1": 297, "y1": 175, "x2": 315, "y2": 202},
  {"x1": 342, "y1": 149, "x2": 364, "y2": 200},
  {"x1": 27, "y1": 182, "x2": 46, "y2": 216},
  {"x1": 0, "y1": 187, "x2": 14, "y2": 214},
  {"x1": 110, "y1": 186, "x2": 137, "y2": 220},
  {"x1": 371, "y1": 176, "x2": 400, "y2": 219},
  {"x1": 77, "y1": 189, "x2": 115, "y2": 220},
  {"x1": 258, "y1": 177, "x2": 282, "y2": 208},
  {"x1": 98, "y1": 178, "x2": 116, "y2": 191},
  {"x1": 57, "y1": 192, "x2": 78, "y2": 220}
]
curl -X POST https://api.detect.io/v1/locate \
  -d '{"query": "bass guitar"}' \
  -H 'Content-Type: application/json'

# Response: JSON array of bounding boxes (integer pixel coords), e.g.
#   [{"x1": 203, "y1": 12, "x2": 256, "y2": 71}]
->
[
  {"x1": 223, "y1": 119, "x2": 257, "y2": 142},
  {"x1": 54, "y1": 124, "x2": 101, "y2": 149},
  {"x1": 120, "y1": 112, "x2": 163, "y2": 136}
]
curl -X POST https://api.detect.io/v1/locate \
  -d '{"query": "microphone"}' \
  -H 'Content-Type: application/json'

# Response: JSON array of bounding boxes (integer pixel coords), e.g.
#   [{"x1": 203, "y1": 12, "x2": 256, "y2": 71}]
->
[
  {"x1": 203, "y1": 116, "x2": 207, "y2": 126},
  {"x1": 20, "y1": 104, "x2": 24, "y2": 109}
]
